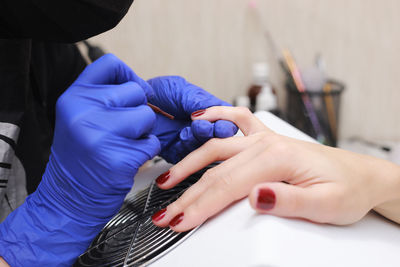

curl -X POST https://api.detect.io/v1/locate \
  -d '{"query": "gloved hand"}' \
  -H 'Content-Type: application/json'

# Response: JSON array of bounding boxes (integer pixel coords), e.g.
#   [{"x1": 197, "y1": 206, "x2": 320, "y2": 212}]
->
[
  {"x1": 148, "y1": 76, "x2": 238, "y2": 163},
  {"x1": 0, "y1": 54, "x2": 160, "y2": 267}
]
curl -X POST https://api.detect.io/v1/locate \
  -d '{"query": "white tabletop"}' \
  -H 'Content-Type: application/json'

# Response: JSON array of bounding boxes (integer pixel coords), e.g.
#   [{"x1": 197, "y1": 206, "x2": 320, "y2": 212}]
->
[{"x1": 131, "y1": 111, "x2": 400, "y2": 267}]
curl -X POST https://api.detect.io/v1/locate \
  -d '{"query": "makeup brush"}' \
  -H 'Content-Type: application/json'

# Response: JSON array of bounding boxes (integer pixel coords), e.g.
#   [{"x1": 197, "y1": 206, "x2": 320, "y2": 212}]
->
[
  {"x1": 323, "y1": 82, "x2": 337, "y2": 140},
  {"x1": 282, "y1": 49, "x2": 325, "y2": 143}
]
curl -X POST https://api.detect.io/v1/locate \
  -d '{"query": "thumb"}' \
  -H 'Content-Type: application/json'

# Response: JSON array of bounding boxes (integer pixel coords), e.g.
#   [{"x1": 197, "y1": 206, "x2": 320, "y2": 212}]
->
[{"x1": 249, "y1": 182, "x2": 318, "y2": 221}]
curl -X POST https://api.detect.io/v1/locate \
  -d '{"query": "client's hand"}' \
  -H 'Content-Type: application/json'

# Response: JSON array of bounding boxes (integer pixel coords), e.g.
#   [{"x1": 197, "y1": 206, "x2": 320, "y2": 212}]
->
[
  {"x1": 148, "y1": 76, "x2": 238, "y2": 163},
  {"x1": 151, "y1": 106, "x2": 400, "y2": 232}
]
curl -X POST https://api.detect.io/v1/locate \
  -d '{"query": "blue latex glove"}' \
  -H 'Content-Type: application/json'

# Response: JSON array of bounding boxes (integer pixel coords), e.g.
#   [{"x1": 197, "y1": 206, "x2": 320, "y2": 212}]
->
[
  {"x1": 148, "y1": 76, "x2": 238, "y2": 163},
  {"x1": 0, "y1": 54, "x2": 160, "y2": 266}
]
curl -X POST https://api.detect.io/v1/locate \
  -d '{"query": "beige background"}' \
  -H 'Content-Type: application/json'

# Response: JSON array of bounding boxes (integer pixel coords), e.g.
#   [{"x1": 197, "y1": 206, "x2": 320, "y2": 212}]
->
[{"x1": 90, "y1": 0, "x2": 400, "y2": 141}]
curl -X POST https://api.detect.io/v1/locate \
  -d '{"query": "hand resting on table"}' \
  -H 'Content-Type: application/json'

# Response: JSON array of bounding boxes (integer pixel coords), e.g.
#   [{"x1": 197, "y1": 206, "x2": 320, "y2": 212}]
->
[{"x1": 151, "y1": 106, "x2": 400, "y2": 231}]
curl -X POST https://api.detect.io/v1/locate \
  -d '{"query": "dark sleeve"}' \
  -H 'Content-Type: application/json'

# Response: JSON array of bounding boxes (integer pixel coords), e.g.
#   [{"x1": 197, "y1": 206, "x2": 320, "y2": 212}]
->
[{"x1": 0, "y1": 0, "x2": 134, "y2": 43}]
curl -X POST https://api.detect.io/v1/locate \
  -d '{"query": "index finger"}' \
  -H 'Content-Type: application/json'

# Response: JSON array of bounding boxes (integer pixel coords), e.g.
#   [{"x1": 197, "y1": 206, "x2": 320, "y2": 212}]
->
[
  {"x1": 191, "y1": 106, "x2": 273, "y2": 136},
  {"x1": 168, "y1": 143, "x2": 285, "y2": 232}
]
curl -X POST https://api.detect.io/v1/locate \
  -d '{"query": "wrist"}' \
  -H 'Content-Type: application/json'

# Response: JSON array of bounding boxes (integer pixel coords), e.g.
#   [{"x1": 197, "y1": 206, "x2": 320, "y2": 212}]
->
[
  {"x1": 0, "y1": 191, "x2": 105, "y2": 266},
  {"x1": 374, "y1": 160, "x2": 400, "y2": 204},
  {"x1": 0, "y1": 155, "x2": 128, "y2": 266},
  {"x1": 370, "y1": 159, "x2": 400, "y2": 223}
]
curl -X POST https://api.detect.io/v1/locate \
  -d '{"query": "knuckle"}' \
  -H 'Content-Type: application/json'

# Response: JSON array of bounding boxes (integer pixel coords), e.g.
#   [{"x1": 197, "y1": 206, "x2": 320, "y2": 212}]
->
[
  {"x1": 126, "y1": 81, "x2": 144, "y2": 95},
  {"x1": 105, "y1": 91, "x2": 119, "y2": 107},
  {"x1": 235, "y1": 107, "x2": 252, "y2": 120},
  {"x1": 144, "y1": 135, "x2": 161, "y2": 155},
  {"x1": 140, "y1": 104, "x2": 156, "y2": 124},
  {"x1": 253, "y1": 134, "x2": 278, "y2": 149},
  {"x1": 184, "y1": 204, "x2": 202, "y2": 221},
  {"x1": 205, "y1": 137, "x2": 219, "y2": 147},
  {"x1": 203, "y1": 168, "x2": 219, "y2": 181},
  {"x1": 102, "y1": 53, "x2": 118, "y2": 64},
  {"x1": 167, "y1": 201, "x2": 184, "y2": 214},
  {"x1": 236, "y1": 106, "x2": 252, "y2": 115},
  {"x1": 185, "y1": 200, "x2": 211, "y2": 225},
  {"x1": 218, "y1": 174, "x2": 234, "y2": 188},
  {"x1": 124, "y1": 80, "x2": 137, "y2": 88},
  {"x1": 261, "y1": 132, "x2": 279, "y2": 143},
  {"x1": 268, "y1": 140, "x2": 291, "y2": 156},
  {"x1": 251, "y1": 131, "x2": 269, "y2": 142},
  {"x1": 215, "y1": 172, "x2": 238, "y2": 200},
  {"x1": 258, "y1": 135, "x2": 270, "y2": 147},
  {"x1": 193, "y1": 174, "x2": 210, "y2": 188},
  {"x1": 202, "y1": 138, "x2": 221, "y2": 154}
]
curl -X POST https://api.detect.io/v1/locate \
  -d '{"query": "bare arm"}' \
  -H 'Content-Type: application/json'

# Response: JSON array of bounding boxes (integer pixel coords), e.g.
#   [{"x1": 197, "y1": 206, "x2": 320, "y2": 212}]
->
[{"x1": 374, "y1": 196, "x2": 400, "y2": 224}]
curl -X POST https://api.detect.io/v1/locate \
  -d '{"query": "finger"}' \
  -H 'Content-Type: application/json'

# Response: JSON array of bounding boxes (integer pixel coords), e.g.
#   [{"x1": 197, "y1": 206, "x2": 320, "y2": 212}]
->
[
  {"x1": 156, "y1": 133, "x2": 267, "y2": 189},
  {"x1": 191, "y1": 120, "x2": 214, "y2": 142},
  {"x1": 77, "y1": 54, "x2": 154, "y2": 98},
  {"x1": 191, "y1": 106, "x2": 271, "y2": 135},
  {"x1": 159, "y1": 140, "x2": 190, "y2": 164},
  {"x1": 99, "y1": 105, "x2": 156, "y2": 139},
  {"x1": 178, "y1": 79, "x2": 233, "y2": 114},
  {"x1": 179, "y1": 127, "x2": 202, "y2": 151},
  {"x1": 152, "y1": 136, "x2": 270, "y2": 228},
  {"x1": 103, "y1": 82, "x2": 146, "y2": 108},
  {"x1": 214, "y1": 120, "x2": 238, "y2": 138},
  {"x1": 249, "y1": 182, "x2": 321, "y2": 222},
  {"x1": 158, "y1": 127, "x2": 202, "y2": 164},
  {"x1": 147, "y1": 76, "x2": 231, "y2": 119},
  {"x1": 191, "y1": 120, "x2": 238, "y2": 141},
  {"x1": 164, "y1": 144, "x2": 295, "y2": 231}
]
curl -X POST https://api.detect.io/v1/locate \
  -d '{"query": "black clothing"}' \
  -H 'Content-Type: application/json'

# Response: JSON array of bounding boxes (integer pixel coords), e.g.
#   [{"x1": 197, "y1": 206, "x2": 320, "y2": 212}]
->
[
  {"x1": 0, "y1": 0, "x2": 133, "y2": 43},
  {"x1": 0, "y1": 0, "x2": 134, "y2": 198}
]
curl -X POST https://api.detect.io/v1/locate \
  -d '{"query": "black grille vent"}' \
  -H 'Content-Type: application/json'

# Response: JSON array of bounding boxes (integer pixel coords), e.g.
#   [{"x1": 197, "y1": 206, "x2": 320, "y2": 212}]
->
[{"x1": 74, "y1": 165, "x2": 214, "y2": 267}]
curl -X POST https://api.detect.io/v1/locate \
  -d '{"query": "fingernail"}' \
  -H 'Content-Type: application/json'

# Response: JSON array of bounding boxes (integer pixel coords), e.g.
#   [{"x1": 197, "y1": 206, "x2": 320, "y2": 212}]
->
[
  {"x1": 169, "y1": 213, "x2": 184, "y2": 227},
  {"x1": 191, "y1": 109, "x2": 206, "y2": 117},
  {"x1": 156, "y1": 170, "x2": 170, "y2": 185},
  {"x1": 256, "y1": 188, "x2": 276, "y2": 210},
  {"x1": 152, "y1": 208, "x2": 167, "y2": 222}
]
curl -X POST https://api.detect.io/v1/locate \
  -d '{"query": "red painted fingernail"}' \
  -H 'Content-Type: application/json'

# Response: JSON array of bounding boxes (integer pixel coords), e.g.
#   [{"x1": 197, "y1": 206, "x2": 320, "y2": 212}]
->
[
  {"x1": 169, "y1": 213, "x2": 184, "y2": 227},
  {"x1": 256, "y1": 188, "x2": 276, "y2": 210},
  {"x1": 152, "y1": 208, "x2": 167, "y2": 222},
  {"x1": 156, "y1": 171, "x2": 170, "y2": 185},
  {"x1": 191, "y1": 109, "x2": 206, "y2": 117}
]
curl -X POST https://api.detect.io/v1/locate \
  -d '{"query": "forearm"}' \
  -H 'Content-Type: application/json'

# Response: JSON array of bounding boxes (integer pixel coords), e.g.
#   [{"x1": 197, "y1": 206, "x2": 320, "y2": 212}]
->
[{"x1": 372, "y1": 160, "x2": 400, "y2": 224}]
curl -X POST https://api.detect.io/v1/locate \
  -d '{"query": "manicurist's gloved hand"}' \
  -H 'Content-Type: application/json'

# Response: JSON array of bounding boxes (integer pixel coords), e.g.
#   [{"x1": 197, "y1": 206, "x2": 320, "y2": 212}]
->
[
  {"x1": 0, "y1": 54, "x2": 160, "y2": 267},
  {"x1": 148, "y1": 76, "x2": 238, "y2": 164}
]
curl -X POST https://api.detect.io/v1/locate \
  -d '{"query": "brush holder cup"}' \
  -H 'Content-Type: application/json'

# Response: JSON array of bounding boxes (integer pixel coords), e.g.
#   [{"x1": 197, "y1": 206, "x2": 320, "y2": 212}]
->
[{"x1": 285, "y1": 79, "x2": 345, "y2": 146}]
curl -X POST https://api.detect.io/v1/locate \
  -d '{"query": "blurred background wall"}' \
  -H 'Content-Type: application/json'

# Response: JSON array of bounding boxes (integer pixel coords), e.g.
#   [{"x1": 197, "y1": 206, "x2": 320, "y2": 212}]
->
[{"x1": 89, "y1": 0, "x2": 400, "y2": 141}]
